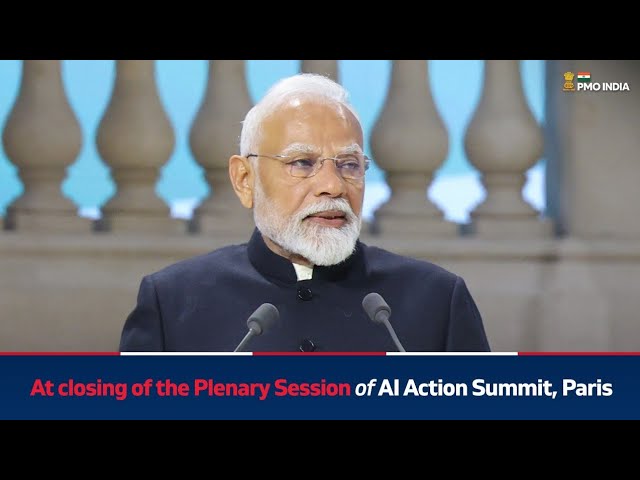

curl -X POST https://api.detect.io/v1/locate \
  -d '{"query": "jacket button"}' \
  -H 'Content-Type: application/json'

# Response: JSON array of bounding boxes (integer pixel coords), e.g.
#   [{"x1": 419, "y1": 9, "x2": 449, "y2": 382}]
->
[
  {"x1": 299, "y1": 338, "x2": 317, "y2": 352},
  {"x1": 297, "y1": 286, "x2": 313, "y2": 301}
]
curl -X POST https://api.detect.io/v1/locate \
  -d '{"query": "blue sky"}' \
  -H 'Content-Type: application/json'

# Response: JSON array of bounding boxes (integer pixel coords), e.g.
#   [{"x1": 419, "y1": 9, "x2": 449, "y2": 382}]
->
[{"x1": 0, "y1": 60, "x2": 545, "y2": 223}]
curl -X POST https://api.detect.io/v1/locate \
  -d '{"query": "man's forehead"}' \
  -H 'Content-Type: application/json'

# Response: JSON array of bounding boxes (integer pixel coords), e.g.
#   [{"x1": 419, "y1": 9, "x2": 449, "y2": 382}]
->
[{"x1": 256, "y1": 99, "x2": 364, "y2": 153}]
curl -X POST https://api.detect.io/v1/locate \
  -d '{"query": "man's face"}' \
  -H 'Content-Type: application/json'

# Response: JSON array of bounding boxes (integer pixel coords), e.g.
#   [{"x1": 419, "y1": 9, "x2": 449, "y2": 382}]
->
[{"x1": 251, "y1": 98, "x2": 366, "y2": 266}]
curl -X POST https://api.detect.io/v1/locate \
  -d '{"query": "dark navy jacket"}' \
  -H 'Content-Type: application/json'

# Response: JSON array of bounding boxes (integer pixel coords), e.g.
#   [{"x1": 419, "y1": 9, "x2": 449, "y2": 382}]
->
[{"x1": 119, "y1": 228, "x2": 491, "y2": 352}]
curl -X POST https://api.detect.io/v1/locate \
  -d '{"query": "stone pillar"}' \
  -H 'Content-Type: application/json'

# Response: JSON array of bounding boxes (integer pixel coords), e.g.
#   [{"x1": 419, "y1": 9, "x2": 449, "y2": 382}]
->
[
  {"x1": 301, "y1": 60, "x2": 339, "y2": 82},
  {"x1": 545, "y1": 60, "x2": 640, "y2": 239},
  {"x1": 2, "y1": 60, "x2": 87, "y2": 232},
  {"x1": 189, "y1": 60, "x2": 254, "y2": 237},
  {"x1": 96, "y1": 60, "x2": 181, "y2": 233},
  {"x1": 465, "y1": 60, "x2": 551, "y2": 237},
  {"x1": 369, "y1": 60, "x2": 456, "y2": 237}
]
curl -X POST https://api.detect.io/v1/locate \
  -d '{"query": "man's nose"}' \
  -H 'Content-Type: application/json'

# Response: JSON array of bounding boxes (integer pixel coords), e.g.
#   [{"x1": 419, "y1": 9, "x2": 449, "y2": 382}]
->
[{"x1": 312, "y1": 158, "x2": 347, "y2": 197}]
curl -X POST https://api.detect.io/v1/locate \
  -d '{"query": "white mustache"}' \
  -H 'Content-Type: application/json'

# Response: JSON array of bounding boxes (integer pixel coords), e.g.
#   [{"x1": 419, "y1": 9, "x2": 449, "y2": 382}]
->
[{"x1": 297, "y1": 198, "x2": 355, "y2": 220}]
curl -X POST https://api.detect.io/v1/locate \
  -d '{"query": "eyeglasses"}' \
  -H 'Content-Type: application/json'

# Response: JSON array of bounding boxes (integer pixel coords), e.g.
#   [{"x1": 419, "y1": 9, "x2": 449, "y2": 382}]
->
[{"x1": 246, "y1": 152, "x2": 370, "y2": 181}]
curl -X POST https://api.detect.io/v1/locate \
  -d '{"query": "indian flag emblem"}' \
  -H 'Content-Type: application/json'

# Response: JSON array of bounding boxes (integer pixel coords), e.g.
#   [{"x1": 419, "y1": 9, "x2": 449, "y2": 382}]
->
[{"x1": 577, "y1": 72, "x2": 591, "y2": 83}]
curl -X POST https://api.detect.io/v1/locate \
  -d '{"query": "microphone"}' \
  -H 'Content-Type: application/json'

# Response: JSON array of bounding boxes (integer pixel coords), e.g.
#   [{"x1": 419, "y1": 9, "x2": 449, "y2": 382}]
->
[
  {"x1": 362, "y1": 292, "x2": 406, "y2": 352},
  {"x1": 234, "y1": 303, "x2": 280, "y2": 352}
]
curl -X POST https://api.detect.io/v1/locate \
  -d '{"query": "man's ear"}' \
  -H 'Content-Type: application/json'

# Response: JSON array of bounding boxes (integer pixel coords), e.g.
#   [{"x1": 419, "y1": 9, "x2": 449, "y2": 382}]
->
[{"x1": 228, "y1": 155, "x2": 254, "y2": 209}]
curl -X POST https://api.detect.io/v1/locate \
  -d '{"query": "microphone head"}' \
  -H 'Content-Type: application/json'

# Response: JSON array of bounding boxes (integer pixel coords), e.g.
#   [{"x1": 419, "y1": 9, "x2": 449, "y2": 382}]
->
[
  {"x1": 362, "y1": 292, "x2": 391, "y2": 325},
  {"x1": 247, "y1": 303, "x2": 280, "y2": 335}
]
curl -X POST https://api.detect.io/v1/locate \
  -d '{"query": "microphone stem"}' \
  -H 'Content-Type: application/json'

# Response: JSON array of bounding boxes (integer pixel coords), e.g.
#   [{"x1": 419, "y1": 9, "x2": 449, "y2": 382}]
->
[
  {"x1": 234, "y1": 330, "x2": 255, "y2": 352},
  {"x1": 381, "y1": 318, "x2": 406, "y2": 352}
]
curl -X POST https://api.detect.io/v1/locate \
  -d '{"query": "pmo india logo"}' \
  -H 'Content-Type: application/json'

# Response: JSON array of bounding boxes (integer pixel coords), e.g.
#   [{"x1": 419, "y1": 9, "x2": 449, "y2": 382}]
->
[{"x1": 563, "y1": 71, "x2": 630, "y2": 92}]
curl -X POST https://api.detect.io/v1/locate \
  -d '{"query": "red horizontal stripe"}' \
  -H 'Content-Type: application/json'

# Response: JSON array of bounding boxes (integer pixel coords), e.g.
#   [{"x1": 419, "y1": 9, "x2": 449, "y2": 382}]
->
[
  {"x1": 577, "y1": 72, "x2": 590, "y2": 75},
  {"x1": 0, "y1": 352, "x2": 121, "y2": 356},
  {"x1": 519, "y1": 351, "x2": 640, "y2": 356},
  {"x1": 253, "y1": 351, "x2": 386, "y2": 356}
]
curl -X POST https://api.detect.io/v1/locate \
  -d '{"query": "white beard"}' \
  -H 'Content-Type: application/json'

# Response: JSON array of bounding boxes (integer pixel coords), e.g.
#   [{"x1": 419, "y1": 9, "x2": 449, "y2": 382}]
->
[{"x1": 253, "y1": 176, "x2": 362, "y2": 267}]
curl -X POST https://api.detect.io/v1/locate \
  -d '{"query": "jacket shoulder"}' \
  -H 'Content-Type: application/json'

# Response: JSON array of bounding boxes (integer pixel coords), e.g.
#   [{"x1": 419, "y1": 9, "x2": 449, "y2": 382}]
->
[
  {"x1": 148, "y1": 242, "x2": 249, "y2": 285},
  {"x1": 361, "y1": 242, "x2": 458, "y2": 283}
]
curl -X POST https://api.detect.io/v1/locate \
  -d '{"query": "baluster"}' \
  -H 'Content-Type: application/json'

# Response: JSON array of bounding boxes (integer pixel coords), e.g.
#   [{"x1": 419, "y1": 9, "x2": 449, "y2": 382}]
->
[
  {"x1": 96, "y1": 60, "x2": 181, "y2": 233},
  {"x1": 301, "y1": 60, "x2": 339, "y2": 82},
  {"x1": 370, "y1": 60, "x2": 456, "y2": 238},
  {"x1": 464, "y1": 60, "x2": 551, "y2": 237},
  {"x1": 189, "y1": 60, "x2": 254, "y2": 237},
  {"x1": 2, "y1": 60, "x2": 87, "y2": 232}
]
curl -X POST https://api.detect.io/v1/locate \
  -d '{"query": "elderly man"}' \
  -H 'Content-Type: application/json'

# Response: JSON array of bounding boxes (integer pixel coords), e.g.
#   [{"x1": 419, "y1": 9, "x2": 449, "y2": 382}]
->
[{"x1": 119, "y1": 73, "x2": 490, "y2": 352}]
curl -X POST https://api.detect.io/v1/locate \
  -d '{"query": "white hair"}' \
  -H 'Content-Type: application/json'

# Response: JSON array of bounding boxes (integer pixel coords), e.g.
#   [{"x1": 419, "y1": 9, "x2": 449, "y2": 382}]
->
[{"x1": 239, "y1": 73, "x2": 360, "y2": 158}]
